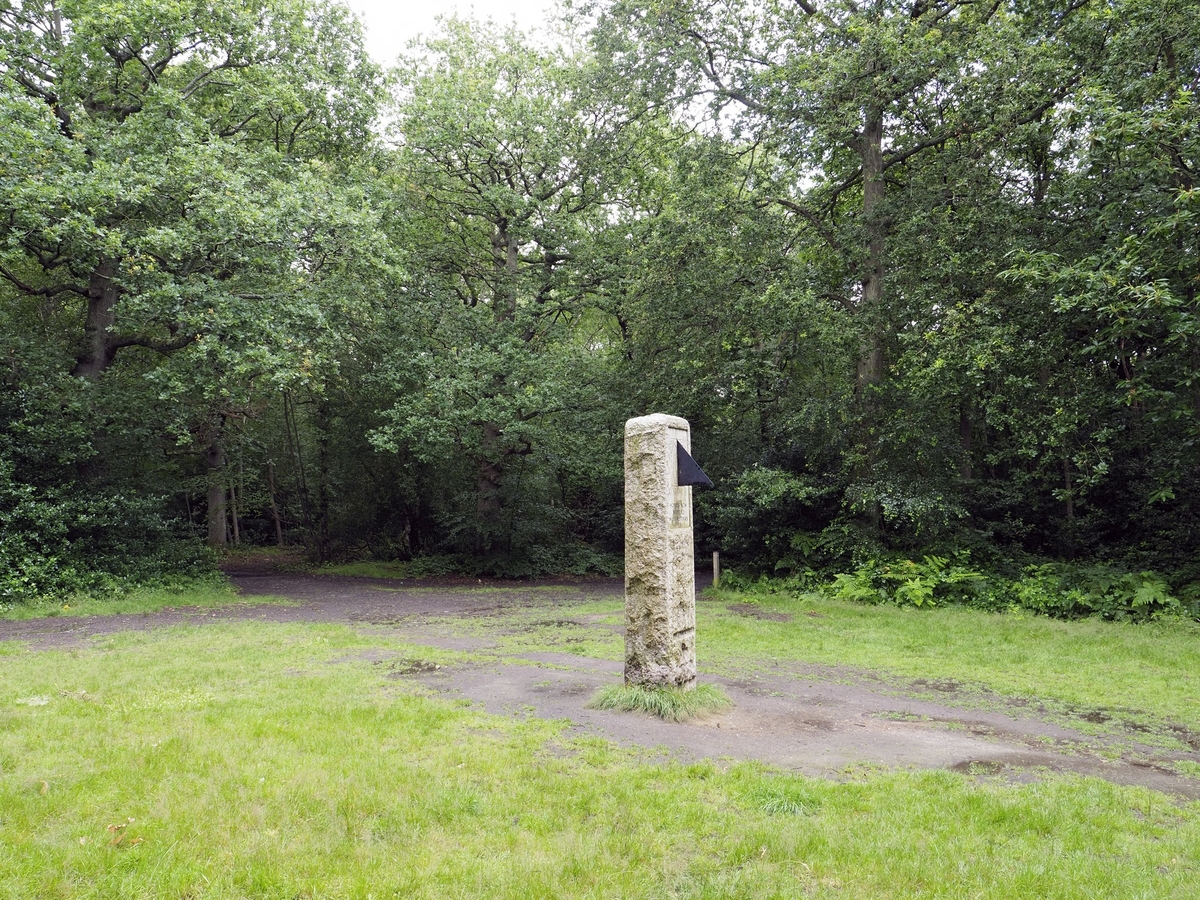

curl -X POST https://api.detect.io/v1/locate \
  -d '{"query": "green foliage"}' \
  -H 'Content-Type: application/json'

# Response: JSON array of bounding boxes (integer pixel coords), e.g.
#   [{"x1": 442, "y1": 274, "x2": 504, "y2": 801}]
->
[
  {"x1": 1011, "y1": 565, "x2": 1181, "y2": 622},
  {"x1": 590, "y1": 0, "x2": 1200, "y2": 577},
  {"x1": 0, "y1": 0, "x2": 395, "y2": 577},
  {"x1": 588, "y1": 682, "x2": 732, "y2": 722},
  {"x1": 3, "y1": 0, "x2": 1200, "y2": 592},
  {"x1": 716, "y1": 566, "x2": 827, "y2": 597},
  {"x1": 822, "y1": 555, "x2": 1184, "y2": 623},
  {"x1": 0, "y1": 364, "x2": 215, "y2": 605},
  {"x1": 0, "y1": 582, "x2": 280, "y2": 621},
  {"x1": 361, "y1": 20, "x2": 643, "y2": 564},
  {"x1": 829, "y1": 555, "x2": 987, "y2": 609},
  {"x1": 703, "y1": 467, "x2": 846, "y2": 572},
  {"x1": 0, "y1": 0, "x2": 383, "y2": 377},
  {"x1": 324, "y1": 547, "x2": 622, "y2": 579}
]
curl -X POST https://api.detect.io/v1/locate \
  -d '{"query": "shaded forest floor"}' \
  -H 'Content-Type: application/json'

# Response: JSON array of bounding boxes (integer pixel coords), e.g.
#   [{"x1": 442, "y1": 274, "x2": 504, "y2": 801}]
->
[{"x1": 2, "y1": 569, "x2": 1196, "y2": 799}]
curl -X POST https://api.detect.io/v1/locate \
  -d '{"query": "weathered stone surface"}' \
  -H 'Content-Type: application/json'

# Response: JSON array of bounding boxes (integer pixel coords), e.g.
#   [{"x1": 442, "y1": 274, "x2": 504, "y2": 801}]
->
[{"x1": 624, "y1": 414, "x2": 697, "y2": 689}]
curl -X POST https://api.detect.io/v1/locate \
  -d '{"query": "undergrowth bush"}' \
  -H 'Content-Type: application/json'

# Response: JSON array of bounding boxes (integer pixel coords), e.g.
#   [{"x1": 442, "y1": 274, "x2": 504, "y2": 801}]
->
[
  {"x1": 0, "y1": 367, "x2": 218, "y2": 607},
  {"x1": 342, "y1": 546, "x2": 624, "y2": 579},
  {"x1": 437, "y1": 544, "x2": 622, "y2": 578},
  {"x1": 1010, "y1": 564, "x2": 1179, "y2": 620},
  {"x1": 723, "y1": 555, "x2": 1189, "y2": 623},
  {"x1": 830, "y1": 555, "x2": 987, "y2": 608},
  {"x1": 0, "y1": 475, "x2": 217, "y2": 607}
]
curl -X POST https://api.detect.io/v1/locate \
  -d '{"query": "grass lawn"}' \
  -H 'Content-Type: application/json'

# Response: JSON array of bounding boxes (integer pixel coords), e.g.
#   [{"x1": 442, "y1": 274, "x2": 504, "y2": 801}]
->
[
  {"x1": 0, "y1": 583, "x2": 291, "y2": 622},
  {"x1": 435, "y1": 586, "x2": 1200, "y2": 732},
  {"x1": 698, "y1": 588, "x2": 1200, "y2": 730},
  {"x1": 1, "y1": 586, "x2": 1198, "y2": 898}
]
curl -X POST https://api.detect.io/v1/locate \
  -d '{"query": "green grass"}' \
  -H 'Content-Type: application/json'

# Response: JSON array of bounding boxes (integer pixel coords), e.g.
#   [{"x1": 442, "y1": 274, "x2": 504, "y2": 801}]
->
[
  {"x1": 319, "y1": 559, "x2": 437, "y2": 579},
  {"x1": 415, "y1": 585, "x2": 1200, "y2": 732},
  {"x1": 0, "y1": 582, "x2": 293, "y2": 622},
  {"x1": 315, "y1": 555, "x2": 484, "y2": 579},
  {"x1": 588, "y1": 682, "x2": 732, "y2": 722},
  {"x1": 2, "y1": 617, "x2": 1197, "y2": 898},
  {"x1": 3, "y1": 583, "x2": 1200, "y2": 896},
  {"x1": 702, "y1": 589, "x2": 1200, "y2": 728}
]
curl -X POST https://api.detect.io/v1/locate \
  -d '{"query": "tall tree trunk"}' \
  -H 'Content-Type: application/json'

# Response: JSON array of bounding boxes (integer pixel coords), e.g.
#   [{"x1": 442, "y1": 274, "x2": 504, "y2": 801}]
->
[
  {"x1": 959, "y1": 407, "x2": 973, "y2": 480},
  {"x1": 474, "y1": 218, "x2": 521, "y2": 550},
  {"x1": 283, "y1": 391, "x2": 312, "y2": 536},
  {"x1": 229, "y1": 483, "x2": 240, "y2": 545},
  {"x1": 71, "y1": 260, "x2": 119, "y2": 378},
  {"x1": 856, "y1": 104, "x2": 887, "y2": 402},
  {"x1": 311, "y1": 397, "x2": 332, "y2": 563},
  {"x1": 1062, "y1": 454, "x2": 1076, "y2": 559},
  {"x1": 267, "y1": 459, "x2": 285, "y2": 547},
  {"x1": 490, "y1": 218, "x2": 519, "y2": 323},
  {"x1": 854, "y1": 101, "x2": 887, "y2": 533},
  {"x1": 206, "y1": 433, "x2": 228, "y2": 547},
  {"x1": 476, "y1": 422, "x2": 503, "y2": 554}
]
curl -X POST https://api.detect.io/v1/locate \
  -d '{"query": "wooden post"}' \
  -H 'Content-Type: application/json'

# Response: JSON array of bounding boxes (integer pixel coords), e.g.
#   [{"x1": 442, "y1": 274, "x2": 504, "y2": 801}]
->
[{"x1": 713, "y1": 550, "x2": 720, "y2": 588}]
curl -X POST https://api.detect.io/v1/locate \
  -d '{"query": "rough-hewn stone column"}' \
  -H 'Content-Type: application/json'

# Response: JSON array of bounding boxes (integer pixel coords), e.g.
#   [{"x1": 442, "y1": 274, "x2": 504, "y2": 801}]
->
[{"x1": 624, "y1": 414, "x2": 696, "y2": 689}]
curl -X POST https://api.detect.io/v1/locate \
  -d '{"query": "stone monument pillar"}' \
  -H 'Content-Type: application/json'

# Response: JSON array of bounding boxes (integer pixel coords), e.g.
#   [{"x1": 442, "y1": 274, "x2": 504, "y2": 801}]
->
[{"x1": 624, "y1": 414, "x2": 697, "y2": 689}]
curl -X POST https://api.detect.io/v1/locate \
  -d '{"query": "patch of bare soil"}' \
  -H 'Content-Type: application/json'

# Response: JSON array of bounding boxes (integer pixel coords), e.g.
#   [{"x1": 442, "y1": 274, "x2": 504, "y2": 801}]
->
[
  {"x1": 728, "y1": 602, "x2": 793, "y2": 622},
  {"x1": 2, "y1": 573, "x2": 1197, "y2": 798}
]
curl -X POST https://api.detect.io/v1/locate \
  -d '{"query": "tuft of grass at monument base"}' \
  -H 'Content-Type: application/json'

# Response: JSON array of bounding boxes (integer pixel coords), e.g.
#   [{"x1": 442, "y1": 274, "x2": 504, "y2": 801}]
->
[{"x1": 588, "y1": 682, "x2": 732, "y2": 722}]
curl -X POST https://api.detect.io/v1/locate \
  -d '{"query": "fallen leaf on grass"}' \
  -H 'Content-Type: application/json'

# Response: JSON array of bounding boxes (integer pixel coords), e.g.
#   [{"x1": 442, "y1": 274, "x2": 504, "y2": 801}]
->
[{"x1": 106, "y1": 819, "x2": 141, "y2": 846}]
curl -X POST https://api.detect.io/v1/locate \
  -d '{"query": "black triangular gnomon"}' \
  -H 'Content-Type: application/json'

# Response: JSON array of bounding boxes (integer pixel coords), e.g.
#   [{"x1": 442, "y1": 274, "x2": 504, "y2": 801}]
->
[{"x1": 677, "y1": 441, "x2": 714, "y2": 487}]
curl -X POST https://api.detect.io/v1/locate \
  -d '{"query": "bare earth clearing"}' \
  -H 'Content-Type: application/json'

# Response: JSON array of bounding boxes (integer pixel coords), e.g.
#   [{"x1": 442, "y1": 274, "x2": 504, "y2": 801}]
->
[{"x1": 3, "y1": 571, "x2": 1197, "y2": 799}]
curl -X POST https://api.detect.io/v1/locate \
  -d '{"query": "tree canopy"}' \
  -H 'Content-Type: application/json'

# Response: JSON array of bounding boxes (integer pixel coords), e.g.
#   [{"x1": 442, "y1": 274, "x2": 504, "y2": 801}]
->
[{"x1": 2, "y1": 0, "x2": 1198, "y2": 608}]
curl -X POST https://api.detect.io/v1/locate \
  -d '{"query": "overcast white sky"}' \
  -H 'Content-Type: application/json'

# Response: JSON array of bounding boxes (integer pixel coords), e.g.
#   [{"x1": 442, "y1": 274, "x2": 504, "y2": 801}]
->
[{"x1": 341, "y1": 0, "x2": 561, "y2": 65}]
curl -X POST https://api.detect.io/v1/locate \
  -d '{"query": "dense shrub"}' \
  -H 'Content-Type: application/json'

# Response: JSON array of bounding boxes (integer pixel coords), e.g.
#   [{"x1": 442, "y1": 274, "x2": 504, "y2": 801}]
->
[
  {"x1": 724, "y1": 555, "x2": 1188, "y2": 623},
  {"x1": 826, "y1": 557, "x2": 1183, "y2": 621},
  {"x1": 0, "y1": 378, "x2": 215, "y2": 606},
  {"x1": 424, "y1": 545, "x2": 623, "y2": 579}
]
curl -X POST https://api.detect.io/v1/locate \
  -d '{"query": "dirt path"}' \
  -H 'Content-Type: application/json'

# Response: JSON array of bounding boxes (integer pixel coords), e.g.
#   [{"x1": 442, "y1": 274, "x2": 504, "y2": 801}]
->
[{"x1": 3, "y1": 573, "x2": 1197, "y2": 798}]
